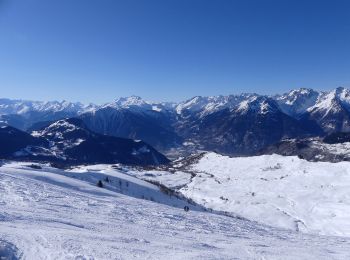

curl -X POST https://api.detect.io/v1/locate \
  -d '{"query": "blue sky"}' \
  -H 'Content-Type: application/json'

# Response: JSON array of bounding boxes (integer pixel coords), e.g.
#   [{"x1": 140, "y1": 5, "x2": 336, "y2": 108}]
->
[{"x1": 0, "y1": 0, "x2": 350, "y2": 103}]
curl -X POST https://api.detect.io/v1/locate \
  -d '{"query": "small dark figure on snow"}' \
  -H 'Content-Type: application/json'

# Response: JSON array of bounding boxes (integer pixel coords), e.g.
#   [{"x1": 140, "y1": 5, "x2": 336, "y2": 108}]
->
[
  {"x1": 97, "y1": 180, "x2": 103, "y2": 188},
  {"x1": 105, "y1": 176, "x2": 110, "y2": 183},
  {"x1": 184, "y1": 206, "x2": 189, "y2": 212}
]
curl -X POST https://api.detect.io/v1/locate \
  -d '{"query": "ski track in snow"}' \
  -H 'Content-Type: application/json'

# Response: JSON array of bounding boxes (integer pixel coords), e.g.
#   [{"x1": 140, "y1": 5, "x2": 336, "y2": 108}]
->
[{"x1": 0, "y1": 162, "x2": 350, "y2": 259}]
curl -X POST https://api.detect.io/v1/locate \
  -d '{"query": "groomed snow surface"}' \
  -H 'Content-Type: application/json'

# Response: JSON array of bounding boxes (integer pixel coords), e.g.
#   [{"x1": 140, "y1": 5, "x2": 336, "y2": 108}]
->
[{"x1": 1, "y1": 161, "x2": 350, "y2": 259}]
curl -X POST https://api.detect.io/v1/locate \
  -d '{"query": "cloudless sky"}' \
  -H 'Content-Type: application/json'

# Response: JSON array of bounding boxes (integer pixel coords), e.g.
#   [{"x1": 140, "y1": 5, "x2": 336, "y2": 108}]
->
[{"x1": 0, "y1": 0, "x2": 350, "y2": 103}]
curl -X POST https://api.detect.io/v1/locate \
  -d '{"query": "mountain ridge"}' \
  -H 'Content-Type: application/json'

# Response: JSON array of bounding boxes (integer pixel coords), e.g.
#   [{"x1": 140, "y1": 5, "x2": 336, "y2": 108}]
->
[
  {"x1": 2, "y1": 87, "x2": 350, "y2": 117},
  {"x1": 0, "y1": 118, "x2": 169, "y2": 166},
  {"x1": 2, "y1": 87, "x2": 350, "y2": 156}
]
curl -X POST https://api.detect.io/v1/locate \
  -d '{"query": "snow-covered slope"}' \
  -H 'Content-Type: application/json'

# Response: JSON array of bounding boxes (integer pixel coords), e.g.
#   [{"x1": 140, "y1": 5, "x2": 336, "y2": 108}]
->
[
  {"x1": 66, "y1": 163, "x2": 197, "y2": 209},
  {"x1": 128, "y1": 152, "x2": 350, "y2": 237},
  {"x1": 1, "y1": 162, "x2": 350, "y2": 259}
]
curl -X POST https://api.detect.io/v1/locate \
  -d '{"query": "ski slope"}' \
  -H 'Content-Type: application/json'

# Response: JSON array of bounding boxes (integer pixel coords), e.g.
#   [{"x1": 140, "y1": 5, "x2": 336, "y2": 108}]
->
[
  {"x1": 1, "y1": 162, "x2": 350, "y2": 259},
  {"x1": 127, "y1": 153, "x2": 350, "y2": 237}
]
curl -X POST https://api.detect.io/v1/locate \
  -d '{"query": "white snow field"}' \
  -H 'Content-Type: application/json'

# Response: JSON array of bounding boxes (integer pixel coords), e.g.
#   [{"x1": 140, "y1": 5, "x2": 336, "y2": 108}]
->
[
  {"x1": 1, "y1": 162, "x2": 350, "y2": 259},
  {"x1": 127, "y1": 153, "x2": 350, "y2": 237}
]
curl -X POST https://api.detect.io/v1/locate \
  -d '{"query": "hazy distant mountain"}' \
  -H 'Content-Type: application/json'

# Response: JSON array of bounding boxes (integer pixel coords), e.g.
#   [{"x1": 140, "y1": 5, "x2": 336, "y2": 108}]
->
[{"x1": 0, "y1": 99, "x2": 96, "y2": 130}]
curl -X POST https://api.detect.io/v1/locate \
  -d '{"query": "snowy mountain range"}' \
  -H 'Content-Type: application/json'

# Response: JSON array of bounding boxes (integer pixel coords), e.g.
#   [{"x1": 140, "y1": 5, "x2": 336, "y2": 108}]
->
[
  {"x1": 2, "y1": 87, "x2": 350, "y2": 156},
  {"x1": 0, "y1": 98, "x2": 96, "y2": 130}
]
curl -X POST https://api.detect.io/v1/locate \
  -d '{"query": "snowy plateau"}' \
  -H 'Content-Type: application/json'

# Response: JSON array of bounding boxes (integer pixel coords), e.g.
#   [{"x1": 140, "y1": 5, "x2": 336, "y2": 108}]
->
[{"x1": 1, "y1": 154, "x2": 350, "y2": 259}]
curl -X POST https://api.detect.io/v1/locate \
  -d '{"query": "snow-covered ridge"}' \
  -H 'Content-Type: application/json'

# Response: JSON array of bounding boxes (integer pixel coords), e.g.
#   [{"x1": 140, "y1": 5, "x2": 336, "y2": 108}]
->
[
  {"x1": 92, "y1": 87, "x2": 350, "y2": 120},
  {"x1": 33, "y1": 119, "x2": 82, "y2": 137},
  {"x1": 31, "y1": 119, "x2": 88, "y2": 139},
  {"x1": 308, "y1": 87, "x2": 350, "y2": 115},
  {"x1": 175, "y1": 87, "x2": 350, "y2": 118},
  {"x1": 275, "y1": 88, "x2": 321, "y2": 115},
  {"x1": 100, "y1": 95, "x2": 176, "y2": 113},
  {"x1": 2, "y1": 87, "x2": 350, "y2": 118},
  {"x1": 175, "y1": 94, "x2": 256, "y2": 117},
  {"x1": 0, "y1": 98, "x2": 96, "y2": 116}
]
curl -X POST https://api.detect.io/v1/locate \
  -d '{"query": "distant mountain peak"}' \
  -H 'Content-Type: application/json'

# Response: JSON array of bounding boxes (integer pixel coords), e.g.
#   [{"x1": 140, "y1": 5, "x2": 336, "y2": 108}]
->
[
  {"x1": 32, "y1": 118, "x2": 89, "y2": 142},
  {"x1": 114, "y1": 95, "x2": 147, "y2": 107},
  {"x1": 102, "y1": 96, "x2": 171, "y2": 114},
  {"x1": 236, "y1": 96, "x2": 277, "y2": 115},
  {"x1": 308, "y1": 88, "x2": 350, "y2": 114},
  {"x1": 175, "y1": 96, "x2": 210, "y2": 114},
  {"x1": 275, "y1": 88, "x2": 320, "y2": 116}
]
